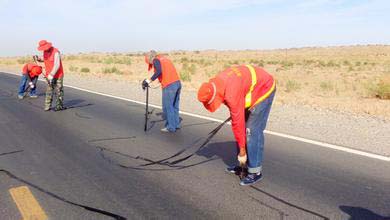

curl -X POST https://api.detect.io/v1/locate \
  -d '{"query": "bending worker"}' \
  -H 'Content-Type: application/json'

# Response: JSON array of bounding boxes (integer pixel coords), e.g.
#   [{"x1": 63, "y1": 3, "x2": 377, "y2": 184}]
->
[
  {"x1": 197, "y1": 65, "x2": 276, "y2": 186},
  {"x1": 17, "y1": 59, "x2": 43, "y2": 99},
  {"x1": 143, "y1": 50, "x2": 181, "y2": 132},
  {"x1": 36, "y1": 40, "x2": 65, "y2": 111}
]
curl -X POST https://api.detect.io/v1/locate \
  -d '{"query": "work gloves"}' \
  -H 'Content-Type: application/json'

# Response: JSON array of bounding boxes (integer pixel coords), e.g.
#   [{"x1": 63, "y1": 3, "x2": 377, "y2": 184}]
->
[
  {"x1": 237, "y1": 154, "x2": 247, "y2": 166},
  {"x1": 237, "y1": 147, "x2": 247, "y2": 165},
  {"x1": 28, "y1": 82, "x2": 35, "y2": 89},
  {"x1": 142, "y1": 79, "x2": 151, "y2": 90}
]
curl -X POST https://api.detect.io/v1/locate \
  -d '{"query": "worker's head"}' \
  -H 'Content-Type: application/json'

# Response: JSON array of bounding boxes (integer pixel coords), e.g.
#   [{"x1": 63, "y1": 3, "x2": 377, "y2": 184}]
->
[
  {"x1": 144, "y1": 50, "x2": 157, "y2": 65},
  {"x1": 31, "y1": 66, "x2": 43, "y2": 76},
  {"x1": 197, "y1": 77, "x2": 225, "y2": 112},
  {"x1": 37, "y1": 40, "x2": 53, "y2": 51}
]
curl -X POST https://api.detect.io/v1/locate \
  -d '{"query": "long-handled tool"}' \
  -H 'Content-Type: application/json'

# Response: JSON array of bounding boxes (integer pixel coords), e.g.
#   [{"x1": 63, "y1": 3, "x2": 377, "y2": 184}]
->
[
  {"x1": 33, "y1": 56, "x2": 51, "y2": 87},
  {"x1": 142, "y1": 80, "x2": 152, "y2": 132},
  {"x1": 144, "y1": 85, "x2": 149, "y2": 131}
]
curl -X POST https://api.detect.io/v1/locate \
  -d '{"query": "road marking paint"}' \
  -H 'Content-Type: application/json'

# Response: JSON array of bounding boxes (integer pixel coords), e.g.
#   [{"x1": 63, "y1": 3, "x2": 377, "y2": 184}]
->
[
  {"x1": 9, "y1": 186, "x2": 48, "y2": 220},
  {"x1": 2, "y1": 71, "x2": 389, "y2": 162}
]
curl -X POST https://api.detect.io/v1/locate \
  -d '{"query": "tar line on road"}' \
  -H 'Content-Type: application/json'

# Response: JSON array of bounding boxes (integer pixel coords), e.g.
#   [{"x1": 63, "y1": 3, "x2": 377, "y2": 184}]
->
[{"x1": 0, "y1": 150, "x2": 126, "y2": 220}]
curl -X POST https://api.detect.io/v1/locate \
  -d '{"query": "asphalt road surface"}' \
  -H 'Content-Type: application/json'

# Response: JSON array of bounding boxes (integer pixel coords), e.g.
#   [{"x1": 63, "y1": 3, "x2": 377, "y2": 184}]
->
[{"x1": 0, "y1": 72, "x2": 389, "y2": 220}]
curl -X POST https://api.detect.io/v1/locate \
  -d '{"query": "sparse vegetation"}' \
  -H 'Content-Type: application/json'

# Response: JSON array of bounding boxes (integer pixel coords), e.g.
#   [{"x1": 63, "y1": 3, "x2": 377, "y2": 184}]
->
[
  {"x1": 285, "y1": 80, "x2": 301, "y2": 93},
  {"x1": 320, "y1": 81, "x2": 333, "y2": 92},
  {"x1": 69, "y1": 65, "x2": 78, "y2": 72},
  {"x1": 103, "y1": 66, "x2": 122, "y2": 74},
  {"x1": 80, "y1": 67, "x2": 90, "y2": 73},
  {"x1": 1, "y1": 45, "x2": 389, "y2": 118}
]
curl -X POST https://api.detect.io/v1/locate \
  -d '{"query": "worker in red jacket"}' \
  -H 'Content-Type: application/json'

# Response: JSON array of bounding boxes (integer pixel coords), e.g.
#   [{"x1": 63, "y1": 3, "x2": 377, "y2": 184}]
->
[
  {"x1": 17, "y1": 61, "x2": 43, "y2": 99},
  {"x1": 143, "y1": 50, "x2": 181, "y2": 132},
  {"x1": 35, "y1": 40, "x2": 65, "y2": 111},
  {"x1": 197, "y1": 65, "x2": 276, "y2": 186}
]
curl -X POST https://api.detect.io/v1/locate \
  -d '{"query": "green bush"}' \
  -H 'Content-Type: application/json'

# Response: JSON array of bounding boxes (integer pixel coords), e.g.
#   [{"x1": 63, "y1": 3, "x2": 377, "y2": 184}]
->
[
  {"x1": 104, "y1": 57, "x2": 114, "y2": 64},
  {"x1": 69, "y1": 65, "x2": 78, "y2": 72},
  {"x1": 103, "y1": 66, "x2": 122, "y2": 74},
  {"x1": 366, "y1": 81, "x2": 390, "y2": 100},
  {"x1": 320, "y1": 81, "x2": 333, "y2": 91},
  {"x1": 180, "y1": 71, "x2": 191, "y2": 82},
  {"x1": 80, "y1": 67, "x2": 90, "y2": 73},
  {"x1": 285, "y1": 80, "x2": 301, "y2": 92},
  {"x1": 343, "y1": 60, "x2": 351, "y2": 66},
  {"x1": 281, "y1": 61, "x2": 294, "y2": 69}
]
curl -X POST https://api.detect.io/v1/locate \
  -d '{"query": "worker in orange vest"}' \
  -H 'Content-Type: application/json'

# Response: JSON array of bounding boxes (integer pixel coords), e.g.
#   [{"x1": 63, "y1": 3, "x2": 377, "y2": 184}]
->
[
  {"x1": 143, "y1": 50, "x2": 181, "y2": 132},
  {"x1": 35, "y1": 40, "x2": 65, "y2": 111},
  {"x1": 197, "y1": 65, "x2": 276, "y2": 186},
  {"x1": 17, "y1": 60, "x2": 43, "y2": 99}
]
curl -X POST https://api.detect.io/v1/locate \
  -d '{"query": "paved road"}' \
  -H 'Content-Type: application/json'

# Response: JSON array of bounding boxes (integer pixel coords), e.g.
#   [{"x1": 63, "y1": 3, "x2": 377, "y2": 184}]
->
[{"x1": 0, "y1": 72, "x2": 389, "y2": 220}]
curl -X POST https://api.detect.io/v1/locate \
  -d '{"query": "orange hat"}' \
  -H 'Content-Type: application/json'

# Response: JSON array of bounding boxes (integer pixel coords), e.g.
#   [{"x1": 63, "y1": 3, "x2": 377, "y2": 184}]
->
[
  {"x1": 37, "y1": 40, "x2": 53, "y2": 51},
  {"x1": 197, "y1": 77, "x2": 225, "y2": 112},
  {"x1": 31, "y1": 66, "x2": 42, "y2": 76}
]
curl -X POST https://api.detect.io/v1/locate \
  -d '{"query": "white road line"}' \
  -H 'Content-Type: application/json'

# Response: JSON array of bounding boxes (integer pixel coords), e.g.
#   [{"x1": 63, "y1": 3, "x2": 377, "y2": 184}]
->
[{"x1": 3, "y1": 71, "x2": 389, "y2": 162}]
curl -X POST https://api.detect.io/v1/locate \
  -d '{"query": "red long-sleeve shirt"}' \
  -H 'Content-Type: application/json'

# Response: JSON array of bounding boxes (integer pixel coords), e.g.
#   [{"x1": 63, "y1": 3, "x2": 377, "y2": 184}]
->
[
  {"x1": 216, "y1": 65, "x2": 275, "y2": 149},
  {"x1": 22, "y1": 63, "x2": 41, "y2": 78}
]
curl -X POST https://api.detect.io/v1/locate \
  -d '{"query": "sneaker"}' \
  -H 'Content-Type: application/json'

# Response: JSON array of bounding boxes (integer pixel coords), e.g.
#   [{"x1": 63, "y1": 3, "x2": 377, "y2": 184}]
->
[
  {"x1": 240, "y1": 172, "x2": 263, "y2": 186},
  {"x1": 226, "y1": 166, "x2": 248, "y2": 175},
  {"x1": 17, "y1": 95, "x2": 24, "y2": 100},
  {"x1": 29, "y1": 94, "x2": 38, "y2": 98},
  {"x1": 160, "y1": 127, "x2": 175, "y2": 133},
  {"x1": 44, "y1": 107, "x2": 50, "y2": 111}
]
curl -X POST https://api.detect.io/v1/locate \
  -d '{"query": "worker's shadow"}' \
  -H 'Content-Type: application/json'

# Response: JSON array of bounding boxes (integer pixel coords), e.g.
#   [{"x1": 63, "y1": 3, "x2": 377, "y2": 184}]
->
[
  {"x1": 196, "y1": 141, "x2": 237, "y2": 167},
  {"x1": 63, "y1": 99, "x2": 94, "y2": 110},
  {"x1": 340, "y1": 206, "x2": 390, "y2": 220}
]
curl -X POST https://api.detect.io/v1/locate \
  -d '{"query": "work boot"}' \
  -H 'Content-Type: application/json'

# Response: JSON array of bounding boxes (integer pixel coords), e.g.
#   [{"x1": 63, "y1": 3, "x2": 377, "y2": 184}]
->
[
  {"x1": 226, "y1": 166, "x2": 248, "y2": 176},
  {"x1": 55, "y1": 106, "x2": 65, "y2": 111},
  {"x1": 239, "y1": 172, "x2": 263, "y2": 186}
]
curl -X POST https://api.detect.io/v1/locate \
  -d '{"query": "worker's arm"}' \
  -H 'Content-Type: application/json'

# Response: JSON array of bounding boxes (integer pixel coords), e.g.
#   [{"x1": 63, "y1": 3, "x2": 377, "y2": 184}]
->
[
  {"x1": 225, "y1": 82, "x2": 247, "y2": 153},
  {"x1": 150, "y1": 59, "x2": 162, "y2": 81},
  {"x1": 48, "y1": 52, "x2": 60, "y2": 77}
]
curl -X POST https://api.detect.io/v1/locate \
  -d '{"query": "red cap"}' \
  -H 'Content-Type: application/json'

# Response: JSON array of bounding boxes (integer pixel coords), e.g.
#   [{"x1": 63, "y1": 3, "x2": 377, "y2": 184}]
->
[
  {"x1": 37, "y1": 40, "x2": 52, "y2": 51},
  {"x1": 197, "y1": 77, "x2": 225, "y2": 112}
]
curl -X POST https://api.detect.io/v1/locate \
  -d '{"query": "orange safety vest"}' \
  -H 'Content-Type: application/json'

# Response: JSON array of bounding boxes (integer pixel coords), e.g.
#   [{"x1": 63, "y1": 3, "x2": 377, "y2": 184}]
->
[
  {"x1": 154, "y1": 55, "x2": 180, "y2": 88},
  {"x1": 244, "y1": 65, "x2": 276, "y2": 108},
  {"x1": 44, "y1": 47, "x2": 64, "y2": 79}
]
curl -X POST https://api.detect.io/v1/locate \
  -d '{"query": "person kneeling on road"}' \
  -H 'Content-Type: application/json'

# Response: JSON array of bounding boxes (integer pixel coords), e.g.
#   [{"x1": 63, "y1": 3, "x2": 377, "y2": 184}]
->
[
  {"x1": 197, "y1": 65, "x2": 276, "y2": 186},
  {"x1": 17, "y1": 60, "x2": 43, "y2": 99},
  {"x1": 35, "y1": 40, "x2": 65, "y2": 111},
  {"x1": 142, "y1": 50, "x2": 182, "y2": 132}
]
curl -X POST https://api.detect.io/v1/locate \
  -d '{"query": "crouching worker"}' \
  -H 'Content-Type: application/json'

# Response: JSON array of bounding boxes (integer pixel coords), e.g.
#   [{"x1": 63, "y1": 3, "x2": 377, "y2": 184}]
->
[
  {"x1": 35, "y1": 40, "x2": 65, "y2": 111},
  {"x1": 197, "y1": 65, "x2": 276, "y2": 186},
  {"x1": 142, "y1": 50, "x2": 182, "y2": 132},
  {"x1": 17, "y1": 60, "x2": 43, "y2": 99}
]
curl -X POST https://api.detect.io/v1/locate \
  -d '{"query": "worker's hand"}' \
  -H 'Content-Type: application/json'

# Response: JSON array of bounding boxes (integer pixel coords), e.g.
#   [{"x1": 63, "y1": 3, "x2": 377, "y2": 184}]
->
[
  {"x1": 47, "y1": 75, "x2": 53, "y2": 81},
  {"x1": 28, "y1": 82, "x2": 35, "y2": 89},
  {"x1": 142, "y1": 79, "x2": 151, "y2": 90},
  {"x1": 33, "y1": 55, "x2": 42, "y2": 62},
  {"x1": 237, "y1": 148, "x2": 247, "y2": 166}
]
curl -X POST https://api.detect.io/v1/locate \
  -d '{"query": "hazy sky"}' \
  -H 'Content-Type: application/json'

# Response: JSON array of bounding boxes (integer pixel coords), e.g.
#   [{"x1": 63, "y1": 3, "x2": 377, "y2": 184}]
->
[{"x1": 0, "y1": 0, "x2": 389, "y2": 56}]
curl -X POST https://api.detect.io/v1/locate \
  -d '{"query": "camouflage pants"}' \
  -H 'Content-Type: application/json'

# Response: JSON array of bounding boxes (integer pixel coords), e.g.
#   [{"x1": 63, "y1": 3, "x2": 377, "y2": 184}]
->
[{"x1": 45, "y1": 77, "x2": 64, "y2": 110}]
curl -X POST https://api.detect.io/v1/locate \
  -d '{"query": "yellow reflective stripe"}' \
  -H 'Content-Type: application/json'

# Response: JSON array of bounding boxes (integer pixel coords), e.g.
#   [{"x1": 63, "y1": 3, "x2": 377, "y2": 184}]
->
[
  {"x1": 251, "y1": 81, "x2": 276, "y2": 108},
  {"x1": 245, "y1": 65, "x2": 257, "y2": 108}
]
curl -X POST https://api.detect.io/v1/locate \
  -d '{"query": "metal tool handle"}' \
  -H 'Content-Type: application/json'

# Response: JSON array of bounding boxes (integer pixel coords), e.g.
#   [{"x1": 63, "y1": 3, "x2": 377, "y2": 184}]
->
[{"x1": 144, "y1": 86, "x2": 149, "y2": 132}]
